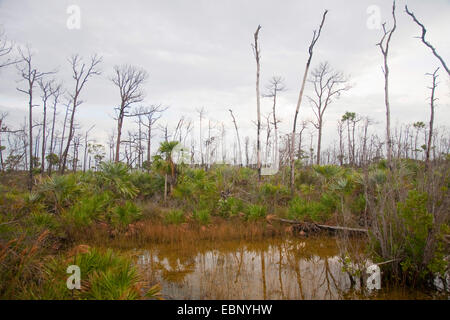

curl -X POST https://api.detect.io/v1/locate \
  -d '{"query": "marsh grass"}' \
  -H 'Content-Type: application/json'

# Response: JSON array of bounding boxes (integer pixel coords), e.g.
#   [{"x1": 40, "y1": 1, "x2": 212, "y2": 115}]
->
[
  {"x1": 0, "y1": 230, "x2": 49, "y2": 299},
  {"x1": 74, "y1": 218, "x2": 285, "y2": 249}
]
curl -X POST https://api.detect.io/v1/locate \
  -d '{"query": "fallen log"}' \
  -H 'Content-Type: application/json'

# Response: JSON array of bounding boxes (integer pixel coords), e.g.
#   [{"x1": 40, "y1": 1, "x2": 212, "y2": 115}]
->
[{"x1": 274, "y1": 218, "x2": 368, "y2": 234}]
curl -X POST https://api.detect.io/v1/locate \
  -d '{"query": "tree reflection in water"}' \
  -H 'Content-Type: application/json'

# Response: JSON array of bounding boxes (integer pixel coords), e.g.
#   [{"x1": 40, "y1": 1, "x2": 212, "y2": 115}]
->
[{"x1": 134, "y1": 237, "x2": 433, "y2": 300}]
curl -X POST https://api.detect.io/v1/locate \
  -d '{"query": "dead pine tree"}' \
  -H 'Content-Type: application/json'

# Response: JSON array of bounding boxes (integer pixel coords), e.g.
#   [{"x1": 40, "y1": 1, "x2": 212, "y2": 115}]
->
[
  {"x1": 229, "y1": 109, "x2": 242, "y2": 166},
  {"x1": 60, "y1": 54, "x2": 102, "y2": 173},
  {"x1": 264, "y1": 113, "x2": 272, "y2": 163},
  {"x1": 307, "y1": 62, "x2": 351, "y2": 165},
  {"x1": 47, "y1": 82, "x2": 63, "y2": 175},
  {"x1": 82, "y1": 125, "x2": 95, "y2": 172},
  {"x1": 425, "y1": 68, "x2": 439, "y2": 166},
  {"x1": 290, "y1": 10, "x2": 328, "y2": 194},
  {"x1": 111, "y1": 65, "x2": 148, "y2": 163},
  {"x1": 337, "y1": 119, "x2": 345, "y2": 165},
  {"x1": 244, "y1": 136, "x2": 250, "y2": 167},
  {"x1": 38, "y1": 78, "x2": 58, "y2": 173},
  {"x1": 405, "y1": 6, "x2": 449, "y2": 77},
  {"x1": 263, "y1": 76, "x2": 285, "y2": 170},
  {"x1": 59, "y1": 99, "x2": 71, "y2": 169},
  {"x1": 376, "y1": 0, "x2": 396, "y2": 167},
  {"x1": 252, "y1": 25, "x2": 262, "y2": 180},
  {"x1": 134, "y1": 105, "x2": 166, "y2": 169},
  {"x1": 16, "y1": 46, "x2": 55, "y2": 190},
  {"x1": 197, "y1": 107, "x2": 206, "y2": 167},
  {"x1": 297, "y1": 120, "x2": 308, "y2": 161}
]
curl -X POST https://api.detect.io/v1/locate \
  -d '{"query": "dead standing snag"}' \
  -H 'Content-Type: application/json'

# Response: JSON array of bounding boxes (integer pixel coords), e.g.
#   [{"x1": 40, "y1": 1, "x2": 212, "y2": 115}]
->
[
  {"x1": 376, "y1": 1, "x2": 396, "y2": 167},
  {"x1": 290, "y1": 10, "x2": 328, "y2": 193}
]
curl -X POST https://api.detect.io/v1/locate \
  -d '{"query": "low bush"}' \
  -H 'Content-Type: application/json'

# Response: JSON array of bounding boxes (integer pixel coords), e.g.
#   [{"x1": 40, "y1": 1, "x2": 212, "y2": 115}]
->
[
  {"x1": 216, "y1": 197, "x2": 244, "y2": 218},
  {"x1": 130, "y1": 171, "x2": 164, "y2": 199},
  {"x1": 288, "y1": 197, "x2": 331, "y2": 223},
  {"x1": 62, "y1": 192, "x2": 111, "y2": 228},
  {"x1": 244, "y1": 204, "x2": 267, "y2": 221},
  {"x1": 164, "y1": 209, "x2": 185, "y2": 225},
  {"x1": 110, "y1": 201, "x2": 142, "y2": 229},
  {"x1": 193, "y1": 209, "x2": 211, "y2": 225}
]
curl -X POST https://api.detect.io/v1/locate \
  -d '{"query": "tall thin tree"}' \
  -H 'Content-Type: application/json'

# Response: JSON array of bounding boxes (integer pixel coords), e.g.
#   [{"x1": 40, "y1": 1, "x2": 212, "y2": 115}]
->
[
  {"x1": 376, "y1": 1, "x2": 396, "y2": 166},
  {"x1": 61, "y1": 54, "x2": 102, "y2": 173},
  {"x1": 111, "y1": 65, "x2": 148, "y2": 163},
  {"x1": 16, "y1": 47, "x2": 54, "y2": 189},
  {"x1": 290, "y1": 10, "x2": 328, "y2": 192},
  {"x1": 229, "y1": 109, "x2": 242, "y2": 166},
  {"x1": 307, "y1": 62, "x2": 350, "y2": 165},
  {"x1": 425, "y1": 68, "x2": 439, "y2": 165},
  {"x1": 252, "y1": 25, "x2": 262, "y2": 180}
]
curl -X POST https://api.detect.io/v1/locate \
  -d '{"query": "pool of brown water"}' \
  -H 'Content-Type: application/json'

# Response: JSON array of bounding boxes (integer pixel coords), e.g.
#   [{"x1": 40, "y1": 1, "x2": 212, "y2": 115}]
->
[{"x1": 131, "y1": 236, "x2": 447, "y2": 300}]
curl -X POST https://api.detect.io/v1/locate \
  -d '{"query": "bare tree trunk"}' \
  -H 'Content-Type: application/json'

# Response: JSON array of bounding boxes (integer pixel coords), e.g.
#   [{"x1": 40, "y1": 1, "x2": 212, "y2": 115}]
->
[
  {"x1": 83, "y1": 125, "x2": 94, "y2": 172},
  {"x1": 377, "y1": 1, "x2": 396, "y2": 167},
  {"x1": 351, "y1": 119, "x2": 357, "y2": 165},
  {"x1": 138, "y1": 117, "x2": 142, "y2": 168},
  {"x1": 0, "y1": 114, "x2": 5, "y2": 172},
  {"x1": 426, "y1": 68, "x2": 439, "y2": 165},
  {"x1": 61, "y1": 54, "x2": 101, "y2": 173},
  {"x1": 338, "y1": 120, "x2": 344, "y2": 166},
  {"x1": 272, "y1": 94, "x2": 278, "y2": 169},
  {"x1": 290, "y1": 10, "x2": 328, "y2": 193},
  {"x1": 59, "y1": 103, "x2": 69, "y2": 170},
  {"x1": 245, "y1": 136, "x2": 249, "y2": 167},
  {"x1": 115, "y1": 115, "x2": 123, "y2": 162},
  {"x1": 317, "y1": 119, "x2": 322, "y2": 165},
  {"x1": 112, "y1": 65, "x2": 148, "y2": 163},
  {"x1": 16, "y1": 47, "x2": 54, "y2": 189},
  {"x1": 229, "y1": 109, "x2": 242, "y2": 166},
  {"x1": 28, "y1": 93, "x2": 33, "y2": 187},
  {"x1": 40, "y1": 97, "x2": 47, "y2": 173},
  {"x1": 197, "y1": 107, "x2": 205, "y2": 167},
  {"x1": 253, "y1": 25, "x2": 262, "y2": 180},
  {"x1": 38, "y1": 79, "x2": 57, "y2": 173},
  {"x1": 48, "y1": 84, "x2": 61, "y2": 175}
]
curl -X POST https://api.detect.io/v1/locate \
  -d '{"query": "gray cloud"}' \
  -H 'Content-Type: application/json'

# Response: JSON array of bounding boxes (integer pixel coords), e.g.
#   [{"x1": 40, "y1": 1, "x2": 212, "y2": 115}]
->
[{"x1": 0, "y1": 0, "x2": 449, "y2": 158}]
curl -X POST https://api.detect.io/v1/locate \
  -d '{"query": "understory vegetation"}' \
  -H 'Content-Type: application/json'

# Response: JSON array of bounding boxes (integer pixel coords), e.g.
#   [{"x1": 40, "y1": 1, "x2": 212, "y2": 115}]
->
[{"x1": 1, "y1": 153, "x2": 449, "y2": 299}]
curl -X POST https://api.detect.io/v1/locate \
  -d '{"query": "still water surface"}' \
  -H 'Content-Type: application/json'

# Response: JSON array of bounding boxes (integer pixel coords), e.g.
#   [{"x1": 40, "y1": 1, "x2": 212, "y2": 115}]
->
[{"x1": 133, "y1": 237, "x2": 447, "y2": 300}]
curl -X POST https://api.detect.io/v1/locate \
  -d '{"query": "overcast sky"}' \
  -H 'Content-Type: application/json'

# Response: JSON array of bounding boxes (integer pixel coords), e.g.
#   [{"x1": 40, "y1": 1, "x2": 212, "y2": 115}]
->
[{"x1": 0, "y1": 0, "x2": 449, "y2": 161}]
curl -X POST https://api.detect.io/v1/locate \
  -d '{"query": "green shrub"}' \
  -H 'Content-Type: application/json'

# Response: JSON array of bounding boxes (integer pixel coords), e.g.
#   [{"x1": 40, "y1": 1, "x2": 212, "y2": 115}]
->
[
  {"x1": 398, "y1": 190, "x2": 446, "y2": 281},
  {"x1": 313, "y1": 164, "x2": 342, "y2": 181},
  {"x1": 62, "y1": 193, "x2": 111, "y2": 228},
  {"x1": 173, "y1": 168, "x2": 218, "y2": 210},
  {"x1": 28, "y1": 212, "x2": 59, "y2": 232},
  {"x1": 288, "y1": 197, "x2": 330, "y2": 223},
  {"x1": 259, "y1": 183, "x2": 290, "y2": 205},
  {"x1": 37, "y1": 174, "x2": 83, "y2": 213},
  {"x1": 295, "y1": 168, "x2": 318, "y2": 187},
  {"x1": 164, "y1": 209, "x2": 185, "y2": 225},
  {"x1": 216, "y1": 197, "x2": 243, "y2": 218},
  {"x1": 97, "y1": 162, "x2": 138, "y2": 199},
  {"x1": 244, "y1": 204, "x2": 267, "y2": 221},
  {"x1": 110, "y1": 201, "x2": 142, "y2": 228},
  {"x1": 320, "y1": 193, "x2": 338, "y2": 213},
  {"x1": 193, "y1": 209, "x2": 211, "y2": 225},
  {"x1": 130, "y1": 171, "x2": 164, "y2": 199},
  {"x1": 349, "y1": 194, "x2": 366, "y2": 214}
]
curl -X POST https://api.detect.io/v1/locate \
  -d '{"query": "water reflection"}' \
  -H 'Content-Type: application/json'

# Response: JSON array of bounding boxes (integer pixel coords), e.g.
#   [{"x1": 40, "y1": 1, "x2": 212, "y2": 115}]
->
[{"x1": 134, "y1": 237, "x2": 442, "y2": 300}]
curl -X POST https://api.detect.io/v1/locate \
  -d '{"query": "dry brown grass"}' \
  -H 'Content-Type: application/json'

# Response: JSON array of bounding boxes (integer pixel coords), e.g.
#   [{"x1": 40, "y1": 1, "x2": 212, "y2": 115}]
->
[
  {"x1": 73, "y1": 217, "x2": 287, "y2": 249},
  {"x1": 0, "y1": 230, "x2": 50, "y2": 299}
]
